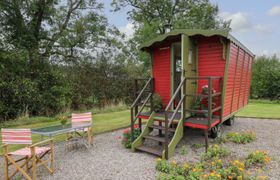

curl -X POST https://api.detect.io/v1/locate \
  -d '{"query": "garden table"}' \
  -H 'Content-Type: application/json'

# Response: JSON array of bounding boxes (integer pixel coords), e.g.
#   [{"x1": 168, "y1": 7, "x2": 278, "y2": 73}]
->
[{"x1": 32, "y1": 123, "x2": 92, "y2": 148}]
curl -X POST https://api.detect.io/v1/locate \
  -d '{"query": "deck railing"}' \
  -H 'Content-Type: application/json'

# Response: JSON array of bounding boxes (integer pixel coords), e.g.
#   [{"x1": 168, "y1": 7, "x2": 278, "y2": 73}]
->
[
  {"x1": 184, "y1": 76, "x2": 223, "y2": 150},
  {"x1": 130, "y1": 78, "x2": 154, "y2": 142}
]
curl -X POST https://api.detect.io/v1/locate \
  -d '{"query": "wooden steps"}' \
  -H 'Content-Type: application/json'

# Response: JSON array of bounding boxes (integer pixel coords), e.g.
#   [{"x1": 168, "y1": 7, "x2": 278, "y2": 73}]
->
[
  {"x1": 149, "y1": 125, "x2": 176, "y2": 132},
  {"x1": 135, "y1": 145, "x2": 162, "y2": 156},
  {"x1": 143, "y1": 135, "x2": 166, "y2": 143}
]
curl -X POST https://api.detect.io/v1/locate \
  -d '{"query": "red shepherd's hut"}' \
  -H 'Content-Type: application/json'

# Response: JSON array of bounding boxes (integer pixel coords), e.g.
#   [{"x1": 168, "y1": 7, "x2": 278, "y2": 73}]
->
[{"x1": 130, "y1": 29, "x2": 254, "y2": 159}]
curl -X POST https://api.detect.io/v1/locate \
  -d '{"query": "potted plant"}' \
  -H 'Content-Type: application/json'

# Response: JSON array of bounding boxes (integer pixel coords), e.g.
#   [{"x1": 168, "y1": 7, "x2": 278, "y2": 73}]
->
[{"x1": 152, "y1": 93, "x2": 163, "y2": 112}]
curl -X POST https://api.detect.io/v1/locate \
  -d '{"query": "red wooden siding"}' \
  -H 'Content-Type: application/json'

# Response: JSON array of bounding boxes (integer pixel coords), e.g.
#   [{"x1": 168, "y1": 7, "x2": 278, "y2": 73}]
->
[
  {"x1": 152, "y1": 47, "x2": 171, "y2": 106},
  {"x1": 231, "y1": 49, "x2": 244, "y2": 112},
  {"x1": 197, "y1": 36, "x2": 226, "y2": 116},
  {"x1": 223, "y1": 42, "x2": 254, "y2": 118},
  {"x1": 223, "y1": 43, "x2": 238, "y2": 117},
  {"x1": 244, "y1": 56, "x2": 253, "y2": 105},
  {"x1": 238, "y1": 53, "x2": 247, "y2": 108},
  {"x1": 197, "y1": 36, "x2": 226, "y2": 92}
]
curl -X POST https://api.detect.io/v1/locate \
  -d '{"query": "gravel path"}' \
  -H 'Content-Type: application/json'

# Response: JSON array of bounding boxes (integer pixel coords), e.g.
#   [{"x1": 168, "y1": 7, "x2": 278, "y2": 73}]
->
[{"x1": 1, "y1": 117, "x2": 280, "y2": 179}]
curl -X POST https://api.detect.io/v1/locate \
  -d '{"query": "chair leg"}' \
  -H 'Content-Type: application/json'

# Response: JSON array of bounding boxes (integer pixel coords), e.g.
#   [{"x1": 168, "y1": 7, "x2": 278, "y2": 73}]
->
[
  {"x1": 4, "y1": 155, "x2": 9, "y2": 180},
  {"x1": 31, "y1": 148, "x2": 37, "y2": 180},
  {"x1": 25, "y1": 156, "x2": 29, "y2": 172},
  {"x1": 50, "y1": 140, "x2": 55, "y2": 174}
]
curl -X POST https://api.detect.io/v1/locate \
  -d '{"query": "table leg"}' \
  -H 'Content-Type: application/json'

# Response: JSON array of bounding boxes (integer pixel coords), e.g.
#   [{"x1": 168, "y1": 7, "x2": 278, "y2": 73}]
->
[{"x1": 87, "y1": 127, "x2": 92, "y2": 146}]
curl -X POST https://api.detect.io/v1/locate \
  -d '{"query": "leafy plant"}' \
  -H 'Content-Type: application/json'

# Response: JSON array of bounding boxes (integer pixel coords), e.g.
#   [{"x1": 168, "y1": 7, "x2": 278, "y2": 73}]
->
[
  {"x1": 153, "y1": 93, "x2": 163, "y2": 112},
  {"x1": 180, "y1": 145, "x2": 188, "y2": 155},
  {"x1": 122, "y1": 125, "x2": 141, "y2": 148},
  {"x1": 201, "y1": 145, "x2": 229, "y2": 161},
  {"x1": 226, "y1": 131, "x2": 256, "y2": 144},
  {"x1": 192, "y1": 143, "x2": 203, "y2": 149},
  {"x1": 246, "y1": 150, "x2": 271, "y2": 167},
  {"x1": 58, "y1": 115, "x2": 68, "y2": 125}
]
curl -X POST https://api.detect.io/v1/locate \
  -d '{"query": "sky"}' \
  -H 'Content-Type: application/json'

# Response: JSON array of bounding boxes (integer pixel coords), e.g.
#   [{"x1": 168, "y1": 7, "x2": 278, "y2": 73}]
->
[{"x1": 102, "y1": 0, "x2": 280, "y2": 57}]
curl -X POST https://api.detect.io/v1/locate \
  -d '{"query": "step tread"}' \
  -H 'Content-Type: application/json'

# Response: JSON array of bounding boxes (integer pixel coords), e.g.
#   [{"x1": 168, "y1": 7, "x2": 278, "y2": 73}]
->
[
  {"x1": 135, "y1": 145, "x2": 162, "y2": 156},
  {"x1": 149, "y1": 125, "x2": 176, "y2": 132},
  {"x1": 143, "y1": 135, "x2": 167, "y2": 142}
]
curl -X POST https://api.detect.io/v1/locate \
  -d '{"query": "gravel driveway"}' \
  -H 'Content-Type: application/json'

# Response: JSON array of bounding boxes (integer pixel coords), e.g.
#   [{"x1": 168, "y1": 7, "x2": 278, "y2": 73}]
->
[{"x1": 1, "y1": 117, "x2": 280, "y2": 180}]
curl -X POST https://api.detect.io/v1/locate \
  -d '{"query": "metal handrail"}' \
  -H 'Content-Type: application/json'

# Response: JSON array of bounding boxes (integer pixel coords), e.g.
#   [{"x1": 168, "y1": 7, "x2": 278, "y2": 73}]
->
[{"x1": 130, "y1": 78, "x2": 152, "y2": 108}]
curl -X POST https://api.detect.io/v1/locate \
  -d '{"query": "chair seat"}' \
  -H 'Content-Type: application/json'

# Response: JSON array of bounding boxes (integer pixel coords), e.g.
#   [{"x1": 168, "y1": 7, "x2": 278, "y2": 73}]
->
[
  {"x1": 70, "y1": 127, "x2": 89, "y2": 132},
  {"x1": 9, "y1": 146, "x2": 50, "y2": 157}
]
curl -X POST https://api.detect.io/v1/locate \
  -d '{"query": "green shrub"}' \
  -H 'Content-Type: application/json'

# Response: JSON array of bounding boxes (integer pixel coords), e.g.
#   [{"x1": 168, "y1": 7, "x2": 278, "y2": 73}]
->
[
  {"x1": 246, "y1": 150, "x2": 271, "y2": 167},
  {"x1": 226, "y1": 131, "x2": 256, "y2": 144},
  {"x1": 201, "y1": 145, "x2": 229, "y2": 161},
  {"x1": 192, "y1": 143, "x2": 203, "y2": 149},
  {"x1": 153, "y1": 93, "x2": 163, "y2": 112}
]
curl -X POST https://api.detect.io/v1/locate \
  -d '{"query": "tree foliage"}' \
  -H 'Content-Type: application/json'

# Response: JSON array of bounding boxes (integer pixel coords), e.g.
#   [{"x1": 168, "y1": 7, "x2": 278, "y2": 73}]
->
[
  {"x1": 250, "y1": 55, "x2": 280, "y2": 101},
  {"x1": 111, "y1": 0, "x2": 230, "y2": 66}
]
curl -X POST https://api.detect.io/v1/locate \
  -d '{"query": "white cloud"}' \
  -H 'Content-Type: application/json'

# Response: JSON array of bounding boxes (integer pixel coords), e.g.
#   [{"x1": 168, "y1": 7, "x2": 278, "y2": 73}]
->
[
  {"x1": 268, "y1": 5, "x2": 280, "y2": 16},
  {"x1": 255, "y1": 24, "x2": 272, "y2": 34},
  {"x1": 119, "y1": 22, "x2": 135, "y2": 38},
  {"x1": 219, "y1": 12, "x2": 252, "y2": 32}
]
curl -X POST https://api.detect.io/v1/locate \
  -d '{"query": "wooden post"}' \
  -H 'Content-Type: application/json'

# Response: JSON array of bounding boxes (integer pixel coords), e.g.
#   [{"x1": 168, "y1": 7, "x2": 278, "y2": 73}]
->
[
  {"x1": 31, "y1": 147, "x2": 37, "y2": 180},
  {"x1": 3, "y1": 144, "x2": 9, "y2": 180},
  {"x1": 50, "y1": 139, "x2": 54, "y2": 174},
  {"x1": 164, "y1": 112, "x2": 168, "y2": 159},
  {"x1": 204, "y1": 130, "x2": 209, "y2": 152},
  {"x1": 208, "y1": 77, "x2": 213, "y2": 128}
]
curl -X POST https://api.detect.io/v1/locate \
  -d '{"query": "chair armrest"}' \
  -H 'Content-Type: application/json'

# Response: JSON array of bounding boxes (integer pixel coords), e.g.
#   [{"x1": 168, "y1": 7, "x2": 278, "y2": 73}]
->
[{"x1": 30, "y1": 138, "x2": 53, "y2": 148}]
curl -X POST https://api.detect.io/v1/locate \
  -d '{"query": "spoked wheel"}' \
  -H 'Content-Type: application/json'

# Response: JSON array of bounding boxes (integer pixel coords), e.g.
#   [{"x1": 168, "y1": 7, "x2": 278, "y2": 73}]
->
[
  {"x1": 210, "y1": 124, "x2": 222, "y2": 139},
  {"x1": 224, "y1": 116, "x2": 235, "y2": 126}
]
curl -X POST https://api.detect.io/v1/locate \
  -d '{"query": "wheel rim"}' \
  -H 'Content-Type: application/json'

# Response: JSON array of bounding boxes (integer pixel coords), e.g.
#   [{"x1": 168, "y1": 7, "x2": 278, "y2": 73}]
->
[{"x1": 212, "y1": 125, "x2": 221, "y2": 137}]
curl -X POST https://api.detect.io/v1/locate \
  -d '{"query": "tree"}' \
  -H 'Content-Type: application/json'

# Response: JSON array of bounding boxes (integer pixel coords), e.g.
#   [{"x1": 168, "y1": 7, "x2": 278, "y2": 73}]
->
[
  {"x1": 111, "y1": 0, "x2": 230, "y2": 66},
  {"x1": 250, "y1": 55, "x2": 280, "y2": 100}
]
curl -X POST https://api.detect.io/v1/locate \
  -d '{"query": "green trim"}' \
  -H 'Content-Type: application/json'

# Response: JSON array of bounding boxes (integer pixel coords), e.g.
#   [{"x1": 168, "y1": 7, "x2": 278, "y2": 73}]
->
[
  {"x1": 162, "y1": 117, "x2": 184, "y2": 159},
  {"x1": 140, "y1": 29, "x2": 254, "y2": 57},
  {"x1": 131, "y1": 112, "x2": 155, "y2": 151},
  {"x1": 221, "y1": 42, "x2": 231, "y2": 122}
]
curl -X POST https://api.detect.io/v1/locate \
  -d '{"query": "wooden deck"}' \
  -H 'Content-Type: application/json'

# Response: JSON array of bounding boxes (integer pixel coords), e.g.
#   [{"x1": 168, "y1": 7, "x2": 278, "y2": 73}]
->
[{"x1": 138, "y1": 111, "x2": 220, "y2": 130}]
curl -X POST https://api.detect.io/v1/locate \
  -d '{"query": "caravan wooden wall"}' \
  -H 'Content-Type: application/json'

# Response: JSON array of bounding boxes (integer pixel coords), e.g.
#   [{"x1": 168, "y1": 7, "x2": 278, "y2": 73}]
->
[{"x1": 223, "y1": 43, "x2": 253, "y2": 118}]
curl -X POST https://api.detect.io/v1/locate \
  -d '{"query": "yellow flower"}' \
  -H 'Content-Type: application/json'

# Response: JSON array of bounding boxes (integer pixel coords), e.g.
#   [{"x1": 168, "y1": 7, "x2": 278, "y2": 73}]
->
[
  {"x1": 156, "y1": 158, "x2": 162, "y2": 162},
  {"x1": 237, "y1": 175, "x2": 242, "y2": 180},
  {"x1": 171, "y1": 160, "x2": 177, "y2": 166},
  {"x1": 183, "y1": 163, "x2": 189, "y2": 168},
  {"x1": 258, "y1": 176, "x2": 267, "y2": 180},
  {"x1": 210, "y1": 172, "x2": 215, "y2": 176}
]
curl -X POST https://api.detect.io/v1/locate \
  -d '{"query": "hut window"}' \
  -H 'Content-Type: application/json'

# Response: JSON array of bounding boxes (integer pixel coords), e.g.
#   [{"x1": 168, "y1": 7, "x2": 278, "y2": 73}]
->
[{"x1": 188, "y1": 50, "x2": 193, "y2": 64}]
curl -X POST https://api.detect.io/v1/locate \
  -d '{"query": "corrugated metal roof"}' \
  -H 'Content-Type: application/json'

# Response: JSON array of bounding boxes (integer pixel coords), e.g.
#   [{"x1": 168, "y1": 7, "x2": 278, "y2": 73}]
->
[{"x1": 139, "y1": 29, "x2": 254, "y2": 57}]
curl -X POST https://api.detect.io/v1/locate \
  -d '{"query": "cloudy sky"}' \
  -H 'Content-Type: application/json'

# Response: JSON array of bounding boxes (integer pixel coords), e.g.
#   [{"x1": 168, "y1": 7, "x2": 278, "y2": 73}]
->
[{"x1": 102, "y1": 0, "x2": 280, "y2": 57}]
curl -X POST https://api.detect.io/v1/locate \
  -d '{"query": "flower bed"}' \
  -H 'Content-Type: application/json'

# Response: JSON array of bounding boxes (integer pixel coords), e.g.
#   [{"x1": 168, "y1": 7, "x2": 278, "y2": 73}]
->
[{"x1": 122, "y1": 125, "x2": 141, "y2": 148}]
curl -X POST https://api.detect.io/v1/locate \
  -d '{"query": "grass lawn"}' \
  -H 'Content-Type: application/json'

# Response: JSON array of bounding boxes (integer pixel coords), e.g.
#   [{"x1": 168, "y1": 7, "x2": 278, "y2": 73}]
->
[
  {"x1": 0, "y1": 110, "x2": 131, "y2": 153},
  {"x1": 236, "y1": 101, "x2": 280, "y2": 119}
]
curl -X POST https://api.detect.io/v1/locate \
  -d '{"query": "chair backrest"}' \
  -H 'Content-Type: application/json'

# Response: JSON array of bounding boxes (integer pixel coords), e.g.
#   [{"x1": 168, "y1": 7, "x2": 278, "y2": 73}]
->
[
  {"x1": 71, "y1": 112, "x2": 92, "y2": 126},
  {"x1": 1, "y1": 128, "x2": 32, "y2": 145}
]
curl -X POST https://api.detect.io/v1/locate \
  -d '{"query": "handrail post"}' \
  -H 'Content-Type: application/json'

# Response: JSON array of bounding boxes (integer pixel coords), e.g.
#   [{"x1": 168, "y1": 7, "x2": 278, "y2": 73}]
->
[
  {"x1": 164, "y1": 112, "x2": 168, "y2": 159},
  {"x1": 208, "y1": 77, "x2": 213, "y2": 128},
  {"x1": 182, "y1": 70, "x2": 186, "y2": 122},
  {"x1": 130, "y1": 107, "x2": 134, "y2": 142},
  {"x1": 150, "y1": 78, "x2": 154, "y2": 114}
]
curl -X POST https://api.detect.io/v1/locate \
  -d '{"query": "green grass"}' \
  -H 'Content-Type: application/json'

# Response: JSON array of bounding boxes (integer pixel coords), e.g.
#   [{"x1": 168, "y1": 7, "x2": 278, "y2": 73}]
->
[
  {"x1": 0, "y1": 109, "x2": 130, "y2": 153},
  {"x1": 236, "y1": 101, "x2": 280, "y2": 119}
]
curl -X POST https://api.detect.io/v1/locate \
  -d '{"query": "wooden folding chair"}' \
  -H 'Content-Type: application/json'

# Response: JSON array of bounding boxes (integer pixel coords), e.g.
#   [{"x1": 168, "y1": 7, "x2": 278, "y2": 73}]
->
[
  {"x1": 66, "y1": 112, "x2": 93, "y2": 148},
  {"x1": 1, "y1": 128, "x2": 54, "y2": 180}
]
